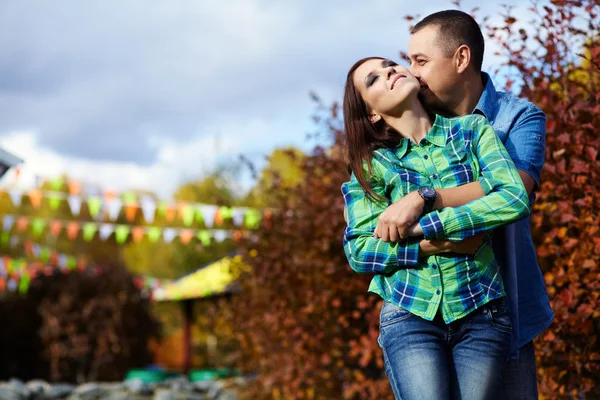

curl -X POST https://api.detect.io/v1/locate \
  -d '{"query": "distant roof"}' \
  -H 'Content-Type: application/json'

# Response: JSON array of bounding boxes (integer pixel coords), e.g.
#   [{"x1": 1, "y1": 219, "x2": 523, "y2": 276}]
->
[{"x1": 0, "y1": 148, "x2": 23, "y2": 178}]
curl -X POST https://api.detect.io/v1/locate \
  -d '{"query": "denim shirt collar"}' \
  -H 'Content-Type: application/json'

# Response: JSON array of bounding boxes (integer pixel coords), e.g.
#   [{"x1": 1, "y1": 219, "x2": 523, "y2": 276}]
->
[{"x1": 473, "y1": 72, "x2": 497, "y2": 119}]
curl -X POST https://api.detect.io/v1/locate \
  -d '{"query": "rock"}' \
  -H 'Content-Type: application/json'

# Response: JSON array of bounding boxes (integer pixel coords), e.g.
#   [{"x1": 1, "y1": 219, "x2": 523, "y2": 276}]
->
[
  {"x1": 153, "y1": 390, "x2": 176, "y2": 400},
  {"x1": 0, "y1": 386, "x2": 21, "y2": 400},
  {"x1": 45, "y1": 384, "x2": 76, "y2": 399},
  {"x1": 27, "y1": 380, "x2": 50, "y2": 398},
  {"x1": 123, "y1": 379, "x2": 152, "y2": 396},
  {"x1": 68, "y1": 383, "x2": 106, "y2": 400},
  {"x1": 7, "y1": 380, "x2": 29, "y2": 399}
]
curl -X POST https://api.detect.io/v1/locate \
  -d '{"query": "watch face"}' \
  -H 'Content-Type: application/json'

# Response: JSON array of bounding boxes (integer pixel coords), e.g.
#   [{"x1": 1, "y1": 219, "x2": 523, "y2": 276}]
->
[{"x1": 421, "y1": 186, "x2": 436, "y2": 198}]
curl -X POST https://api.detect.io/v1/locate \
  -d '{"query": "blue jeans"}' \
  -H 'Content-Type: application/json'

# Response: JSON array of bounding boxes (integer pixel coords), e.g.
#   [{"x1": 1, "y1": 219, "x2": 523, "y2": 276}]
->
[{"x1": 378, "y1": 299, "x2": 512, "y2": 400}]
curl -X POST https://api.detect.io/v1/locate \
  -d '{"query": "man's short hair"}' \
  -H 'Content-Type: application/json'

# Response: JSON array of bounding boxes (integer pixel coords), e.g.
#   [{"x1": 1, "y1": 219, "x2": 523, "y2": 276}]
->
[{"x1": 411, "y1": 10, "x2": 485, "y2": 73}]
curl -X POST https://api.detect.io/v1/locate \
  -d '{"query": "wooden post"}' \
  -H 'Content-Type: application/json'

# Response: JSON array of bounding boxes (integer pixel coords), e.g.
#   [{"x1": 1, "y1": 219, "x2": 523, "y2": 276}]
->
[{"x1": 182, "y1": 299, "x2": 194, "y2": 374}]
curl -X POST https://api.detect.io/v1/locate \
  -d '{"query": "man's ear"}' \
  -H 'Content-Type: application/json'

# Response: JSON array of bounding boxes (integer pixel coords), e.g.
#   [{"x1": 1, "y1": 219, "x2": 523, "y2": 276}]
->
[
  {"x1": 455, "y1": 44, "x2": 471, "y2": 74},
  {"x1": 369, "y1": 113, "x2": 382, "y2": 124}
]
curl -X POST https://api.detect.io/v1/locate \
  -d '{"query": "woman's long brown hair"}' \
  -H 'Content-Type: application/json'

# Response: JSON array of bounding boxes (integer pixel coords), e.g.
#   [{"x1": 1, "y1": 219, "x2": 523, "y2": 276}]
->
[{"x1": 343, "y1": 57, "x2": 403, "y2": 202}]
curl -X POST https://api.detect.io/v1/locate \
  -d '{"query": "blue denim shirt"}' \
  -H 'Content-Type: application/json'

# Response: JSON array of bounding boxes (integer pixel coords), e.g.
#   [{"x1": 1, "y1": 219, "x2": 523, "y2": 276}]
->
[{"x1": 473, "y1": 73, "x2": 554, "y2": 355}]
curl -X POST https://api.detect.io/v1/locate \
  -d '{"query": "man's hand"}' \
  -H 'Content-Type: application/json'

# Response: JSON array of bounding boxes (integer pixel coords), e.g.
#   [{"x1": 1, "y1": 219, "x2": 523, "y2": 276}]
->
[
  {"x1": 374, "y1": 191, "x2": 424, "y2": 242},
  {"x1": 449, "y1": 233, "x2": 486, "y2": 255}
]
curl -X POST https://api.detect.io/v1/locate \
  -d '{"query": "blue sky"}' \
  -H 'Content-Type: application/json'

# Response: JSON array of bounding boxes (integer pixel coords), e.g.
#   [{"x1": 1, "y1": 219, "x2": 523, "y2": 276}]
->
[{"x1": 0, "y1": 0, "x2": 526, "y2": 197}]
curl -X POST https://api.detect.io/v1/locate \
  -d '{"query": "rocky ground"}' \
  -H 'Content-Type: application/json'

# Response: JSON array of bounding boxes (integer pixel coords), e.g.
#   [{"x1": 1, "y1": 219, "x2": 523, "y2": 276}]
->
[{"x1": 0, "y1": 377, "x2": 242, "y2": 400}]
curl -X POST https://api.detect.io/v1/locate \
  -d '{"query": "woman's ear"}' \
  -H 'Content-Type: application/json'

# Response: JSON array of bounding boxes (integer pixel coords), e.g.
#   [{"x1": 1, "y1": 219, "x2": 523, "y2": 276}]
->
[{"x1": 369, "y1": 113, "x2": 382, "y2": 124}]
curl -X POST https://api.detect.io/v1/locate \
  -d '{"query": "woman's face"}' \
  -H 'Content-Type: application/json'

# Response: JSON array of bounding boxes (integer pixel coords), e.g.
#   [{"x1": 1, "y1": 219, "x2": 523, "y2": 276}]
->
[{"x1": 352, "y1": 59, "x2": 420, "y2": 119}]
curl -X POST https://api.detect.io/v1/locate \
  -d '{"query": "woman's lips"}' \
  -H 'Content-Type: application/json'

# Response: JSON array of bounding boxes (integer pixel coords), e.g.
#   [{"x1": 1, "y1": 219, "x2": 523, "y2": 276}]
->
[{"x1": 391, "y1": 74, "x2": 407, "y2": 90}]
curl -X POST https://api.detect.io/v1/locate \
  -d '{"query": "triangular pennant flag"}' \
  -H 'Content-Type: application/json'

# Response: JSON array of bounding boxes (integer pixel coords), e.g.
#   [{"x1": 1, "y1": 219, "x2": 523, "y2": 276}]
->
[
  {"x1": 156, "y1": 201, "x2": 168, "y2": 217},
  {"x1": 180, "y1": 205, "x2": 195, "y2": 227},
  {"x1": 233, "y1": 230, "x2": 244, "y2": 242},
  {"x1": 197, "y1": 230, "x2": 211, "y2": 246},
  {"x1": 106, "y1": 198, "x2": 123, "y2": 221},
  {"x1": 219, "y1": 206, "x2": 234, "y2": 221},
  {"x1": 99, "y1": 224, "x2": 115, "y2": 241},
  {"x1": 49, "y1": 221, "x2": 63, "y2": 237},
  {"x1": 179, "y1": 229, "x2": 194, "y2": 245},
  {"x1": 162, "y1": 228, "x2": 177, "y2": 243},
  {"x1": 232, "y1": 208, "x2": 245, "y2": 226},
  {"x1": 140, "y1": 196, "x2": 157, "y2": 223},
  {"x1": 122, "y1": 191, "x2": 137, "y2": 204},
  {"x1": 31, "y1": 243, "x2": 41, "y2": 258},
  {"x1": 1, "y1": 233, "x2": 9, "y2": 247},
  {"x1": 9, "y1": 189, "x2": 22, "y2": 207},
  {"x1": 28, "y1": 189, "x2": 42, "y2": 208},
  {"x1": 131, "y1": 227, "x2": 145, "y2": 243},
  {"x1": 0, "y1": 277, "x2": 5, "y2": 291},
  {"x1": 68, "y1": 181, "x2": 81, "y2": 195},
  {"x1": 68, "y1": 195, "x2": 82, "y2": 216},
  {"x1": 66, "y1": 222, "x2": 80, "y2": 241},
  {"x1": 147, "y1": 227, "x2": 161, "y2": 243},
  {"x1": 7, "y1": 279, "x2": 17, "y2": 292},
  {"x1": 213, "y1": 229, "x2": 228, "y2": 243},
  {"x1": 58, "y1": 254, "x2": 67, "y2": 269},
  {"x1": 87, "y1": 197, "x2": 103, "y2": 219},
  {"x1": 50, "y1": 177, "x2": 64, "y2": 191},
  {"x1": 40, "y1": 247, "x2": 51, "y2": 262},
  {"x1": 83, "y1": 223, "x2": 98, "y2": 242},
  {"x1": 18, "y1": 273, "x2": 30, "y2": 294},
  {"x1": 2, "y1": 215, "x2": 15, "y2": 232},
  {"x1": 9, "y1": 235, "x2": 19, "y2": 248},
  {"x1": 164, "y1": 206, "x2": 176, "y2": 222},
  {"x1": 16, "y1": 217, "x2": 29, "y2": 232},
  {"x1": 245, "y1": 209, "x2": 262, "y2": 229},
  {"x1": 31, "y1": 219, "x2": 46, "y2": 238},
  {"x1": 115, "y1": 225, "x2": 130, "y2": 244},
  {"x1": 48, "y1": 194, "x2": 62, "y2": 211},
  {"x1": 66, "y1": 257, "x2": 77, "y2": 270},
  {"x1": 201, "y1": 206, "x2": 218, "y2": 228},
  {"x1": 195, "y1": 206, "x2": 205, "y2": 224},
  {"x1": 0, "y1": 259, "x2": 5, "y2": 277},
  {"x1": 125, "y1": 204, "x2": 138, "y2": 222},
  {"x1": 214, "y1": 209, "x2": 224, "y2": 226}
]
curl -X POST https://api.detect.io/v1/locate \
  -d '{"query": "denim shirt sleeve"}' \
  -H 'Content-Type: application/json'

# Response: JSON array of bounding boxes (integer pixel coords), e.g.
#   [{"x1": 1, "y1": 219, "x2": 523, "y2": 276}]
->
[{"x1": 502, "y1": 106, "x2": 546, "y2": 187}]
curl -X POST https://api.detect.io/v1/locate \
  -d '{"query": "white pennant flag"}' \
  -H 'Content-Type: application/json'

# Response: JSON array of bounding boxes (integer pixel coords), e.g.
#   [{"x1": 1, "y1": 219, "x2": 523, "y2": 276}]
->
[
  {"x1": 201, "y1": 205, "x2": 218, "y2": 228},
  {"x1": 162, "y1": 228, "x2": 177, "y2": 243},
  {"x1": 232, "y1": 208, "x2": 245, "y2": 227},
  {"x1": 32, "y1": 244, "x2": 41, "y2": 258},
  {"x1": 2, "y1": 215, "x2": 15, "y2": 232},
  {"x1": 99, "y1": 224, "x2": 115, "y2": 240},
  {"x1": 141, "y1": 196, "x2": 157, "y2": 223},
  {"x1": 68, "y1": 195, "x2": 83, "y2": 216},
  {"x1": 106, "y1": 199, "x2": 123, "y2": 221},
  {"x1": 7, "y1": 279, "x2": 17, "y2": 292},
  {"x1": 213, "y1": 229, "x2": 228, "y2": 243},
  {"x1": 58, "y1": 254, "x2": 67, "y2": 269},
  {"x1": 10, "y1": 236, "x2": 19, "y2": 248},
  {"x1": 9, "y1": 189, "x2": 22, "y2": 207}
]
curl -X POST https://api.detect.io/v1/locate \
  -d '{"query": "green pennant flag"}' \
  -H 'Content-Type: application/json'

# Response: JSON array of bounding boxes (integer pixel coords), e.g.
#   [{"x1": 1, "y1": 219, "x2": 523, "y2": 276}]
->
[
  {"x1": 87, "y1": 197, "x2": 103, "y2": 218},
  {"x1": 1, "y1": 232, "x2": 10, "y2": 247},
  {"x1": 32, "y1": 219, "x2": 46, "y2": 238},
  {"x1": 83, "y1": 223, "x2": 98, "y2": 241},
  {"x1": 156, "y1": 201, "x2": 168, "y2": 217},
  {"x1": 244, "y1": 209, "x2": 262, "y2": 229},
  {"x1": 50, "y1": 177, "x2": 64, "y2": 191},
  {"x1": 66, "y1": 257, "x2": 77, "y2": 270},
  {"x1": 40, "y1": 247, "x2": 51, "y2": 262},
  {"x1": 48, "y1": 194, "x2": 62, "y2": 210},
  {"x1": 219, "y1": 206, "x2": 233, "y2": 221},
  {"x1": 122, "y1": 191, "x2": 137, "y2": 204},
  {"x1": 13, "y1": 259, "x2": 26, "y2": 271},
  {"x1": 197, "y1": 230, "x2": 211, "y2": 246},
  {"x1": 182, "y1": 205, "x2": 195, "y2": 227},
  {"x1": 195, "y1": 207, "x2": 205, "y2": 224},
  {"x1": 147, "y1": 226, "x2": 162, "y2": 243},
  {"x1": 18, "y1": 273, "x2": 30, "y2": 294},
  {"x1": 115, "y1": 225, "x2": 131, "y2": 244}
]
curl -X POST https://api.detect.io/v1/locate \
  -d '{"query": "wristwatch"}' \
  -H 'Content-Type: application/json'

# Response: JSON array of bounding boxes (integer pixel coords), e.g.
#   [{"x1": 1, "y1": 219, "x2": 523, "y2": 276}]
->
[{"x1": 417, "y1": 186, "x2": 437, "y2": 214}]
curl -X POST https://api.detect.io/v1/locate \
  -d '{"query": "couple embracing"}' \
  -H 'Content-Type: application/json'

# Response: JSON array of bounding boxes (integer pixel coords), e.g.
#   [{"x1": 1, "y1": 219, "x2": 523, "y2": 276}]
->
[{"x1": 341, "y1": 10, "x2": 553, "y2": 400}]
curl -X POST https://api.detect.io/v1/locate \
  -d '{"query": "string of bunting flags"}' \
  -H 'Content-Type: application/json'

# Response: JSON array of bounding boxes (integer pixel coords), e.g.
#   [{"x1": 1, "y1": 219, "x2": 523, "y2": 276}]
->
[
  {"x1": 0, "y1": 187, "x2": 265, "y2": 229},
  {"x1": 1, "y1": 214, "x2": 248, "y2": 245}
]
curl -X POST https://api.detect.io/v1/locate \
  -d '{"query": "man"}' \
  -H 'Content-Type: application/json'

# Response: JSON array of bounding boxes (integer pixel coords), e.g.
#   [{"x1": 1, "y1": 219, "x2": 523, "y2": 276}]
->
[{"x1": 375, "y1": 10, "x2": 554, "y2": 399}]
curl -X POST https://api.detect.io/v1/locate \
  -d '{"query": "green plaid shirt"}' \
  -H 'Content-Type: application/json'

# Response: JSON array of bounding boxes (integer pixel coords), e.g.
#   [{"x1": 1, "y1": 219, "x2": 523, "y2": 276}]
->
[{"x1": 342, "y1": 114, "x2": 530, "y2": 323}]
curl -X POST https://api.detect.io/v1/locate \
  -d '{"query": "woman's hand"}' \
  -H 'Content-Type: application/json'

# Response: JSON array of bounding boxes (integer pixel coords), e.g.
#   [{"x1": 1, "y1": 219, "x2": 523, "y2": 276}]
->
[
  {"x1": 374, "y1": 191, "x2": 424, "y2": 241},
  {"x1": 449, "y1": 233, "x2": 486, "y2": 254}
]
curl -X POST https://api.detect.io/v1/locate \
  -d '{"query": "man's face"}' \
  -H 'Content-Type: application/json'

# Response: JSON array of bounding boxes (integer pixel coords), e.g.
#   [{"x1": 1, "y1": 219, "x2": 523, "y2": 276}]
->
[{"x1": 408, "y1": 25, "x2": 460, "y2": 114}]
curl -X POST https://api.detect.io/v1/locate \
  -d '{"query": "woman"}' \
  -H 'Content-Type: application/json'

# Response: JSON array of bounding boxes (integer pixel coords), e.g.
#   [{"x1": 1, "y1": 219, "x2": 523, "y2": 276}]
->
[{"x1": 341, "y1": 57, "x2": 530, "y2": 400}]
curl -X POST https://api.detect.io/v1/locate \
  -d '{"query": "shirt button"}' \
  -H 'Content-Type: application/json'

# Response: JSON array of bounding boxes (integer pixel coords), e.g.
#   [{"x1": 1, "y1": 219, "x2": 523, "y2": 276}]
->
[
  {"x1": 423, "y1": 155, "x2": 429, "y2": 160},
  {"x1": 432, "y1": 265, "x2": 437, "y2": 270},
  {"x1": 436, "y1": 290, "x2": 441, "y2": 295},
  {"x1": 431, "y1": 174, "x2": 438, "y2": 179}
]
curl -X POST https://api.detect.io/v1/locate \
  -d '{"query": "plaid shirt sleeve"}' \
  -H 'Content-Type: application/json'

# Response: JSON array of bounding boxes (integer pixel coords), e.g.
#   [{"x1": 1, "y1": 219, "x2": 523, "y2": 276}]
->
[
  {"x1": 419, "y1": 121, "x2": 531, "y2": 241},
  {"x1": 342, "y1": 169, "x2": 421, "y2": 274}
]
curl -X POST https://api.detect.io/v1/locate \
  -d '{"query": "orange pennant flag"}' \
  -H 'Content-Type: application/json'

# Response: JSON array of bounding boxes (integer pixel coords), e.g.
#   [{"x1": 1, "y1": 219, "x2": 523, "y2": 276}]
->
[
  {"x1": 125, "y1": 204, "x2": 138, "y2": 222},
  {"x1": 16, "y1": 216, "x2": 29, "y2": 232},
  {"x1": 49, "y1": 252, "x2": 59, "y2": 265},
  {"x1": 179, "y1": 229, "x2": 194, "y2": 245},
  {"x1": 66, "y1": 222, "x2": 80, "y2": 241},
  {"x1": 68, "y1": 181, "x2": 81, "y2": 195},
  {"x1": 233, "y1": 230, "x2": 243, "y2": 242},
  {"x1": 131, "y1": 226, "x2": 145, "y2": 243},
  {"x1": 164, "y1": 206, "x2": 176, "y2": 222},
  {"x1": 28, "y1": 189, "x2": 42, "y2": 208},
  {"x1": 104, "y1": 189, "x2": 116, "y2": 201},
  {"x1": 50, "y1": 221, "x2": 63, "y2": 237},
  {"x1": 24, "y1": 241, "x2": 34, "y2": 256}
]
